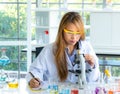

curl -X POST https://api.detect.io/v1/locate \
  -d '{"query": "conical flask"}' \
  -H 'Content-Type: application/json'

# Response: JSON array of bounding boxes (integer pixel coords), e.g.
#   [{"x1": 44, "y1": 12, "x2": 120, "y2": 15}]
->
[
  {"x1": 0, "y1": 48, "x2": 10, "y2": 88},
  {"x1": 0, "y1": 48, "x2": 10, "y2": 67}
]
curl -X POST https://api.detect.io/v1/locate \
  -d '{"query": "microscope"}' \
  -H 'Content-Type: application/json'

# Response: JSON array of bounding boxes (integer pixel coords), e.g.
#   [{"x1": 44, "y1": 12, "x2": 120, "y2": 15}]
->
[
  {"x1": 75, "y1": 41, "x2": 87, "y2": 88},
  {"x1": 69, "y1": 41, "x2": 92, "y2": 88}
]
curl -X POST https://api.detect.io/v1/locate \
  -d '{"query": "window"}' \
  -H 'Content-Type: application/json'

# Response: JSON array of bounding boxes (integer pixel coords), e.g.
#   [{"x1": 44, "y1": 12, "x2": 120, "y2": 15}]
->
[{"x1": 0, "y1": 0, "x2": 36, "y2": 78}]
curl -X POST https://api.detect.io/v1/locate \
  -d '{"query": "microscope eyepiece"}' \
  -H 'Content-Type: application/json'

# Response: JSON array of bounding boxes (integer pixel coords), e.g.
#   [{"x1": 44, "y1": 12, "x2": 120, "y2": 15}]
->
[{"x1": 76, "y1": 41, "x2": 80, "y2": 50}]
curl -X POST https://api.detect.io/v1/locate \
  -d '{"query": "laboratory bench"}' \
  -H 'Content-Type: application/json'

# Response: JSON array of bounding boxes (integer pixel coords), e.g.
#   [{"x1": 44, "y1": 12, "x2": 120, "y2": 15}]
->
[{"x1": 0, "y1": 78, "x2": 120, "y2": 94}]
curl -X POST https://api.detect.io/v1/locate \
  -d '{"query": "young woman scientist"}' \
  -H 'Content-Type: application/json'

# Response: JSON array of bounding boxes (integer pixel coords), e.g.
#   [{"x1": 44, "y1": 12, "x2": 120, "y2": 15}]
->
[{"x1": 26, "y1": 12, "x2": 100, "y2": 88}]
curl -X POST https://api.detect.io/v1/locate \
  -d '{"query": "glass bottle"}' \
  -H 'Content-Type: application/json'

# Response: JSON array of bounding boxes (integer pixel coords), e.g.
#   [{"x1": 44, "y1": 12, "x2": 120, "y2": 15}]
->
[
  {"x1": 0, "y1": 48, "x2": 10, "y2": 87},
  {"x1": 0, "y1": 48, "x2": 10, "y2": 67},
  {"x1": 43, "y1": 30, "x2": 49, "y2": 44}
]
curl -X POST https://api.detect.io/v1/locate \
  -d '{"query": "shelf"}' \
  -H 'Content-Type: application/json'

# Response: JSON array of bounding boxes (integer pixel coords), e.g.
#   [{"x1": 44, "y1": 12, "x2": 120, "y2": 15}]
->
[
  {"x1": 0, "y1": 41, "x2": 27, "y2": 46},
  {"x1": 32, "y1": 24, "x2": 90, "y2": 29},
  {"x1": 21, "y1": 40, "x2": 45, "y2": 52},
  {"x1": 32, "y1": 25, "x2": 58, "y2": 28},
  {"x1": 31, "y1": 40, "x2": 46, "y2": 47},
  {"x1": 84, "y1": 25, "x2": 90, "y2": 30},
  {"x1": 32, "y1": 7, "x2": 100, "y2": 12}
]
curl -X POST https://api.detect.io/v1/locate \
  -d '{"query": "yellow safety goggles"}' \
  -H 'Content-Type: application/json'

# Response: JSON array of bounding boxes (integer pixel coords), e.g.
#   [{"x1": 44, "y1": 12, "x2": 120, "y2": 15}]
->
[{"x1": 64, "y1": 29, "x2": 81, "y2": 35}]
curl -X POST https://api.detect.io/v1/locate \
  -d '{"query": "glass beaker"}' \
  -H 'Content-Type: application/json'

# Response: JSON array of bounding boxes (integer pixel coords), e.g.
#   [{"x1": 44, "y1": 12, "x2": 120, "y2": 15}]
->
[{"x1": 7, "y1": 72, "x2": 19, "y2": 88}]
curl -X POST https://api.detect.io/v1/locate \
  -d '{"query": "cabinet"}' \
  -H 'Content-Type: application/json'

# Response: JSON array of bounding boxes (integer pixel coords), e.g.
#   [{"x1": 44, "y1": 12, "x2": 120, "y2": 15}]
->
[
  {"x1": 35, "y1": 9, "x2": 60, "y2": 45},
  {"x1": 90, "y1": 11, "x2": 120, "y2": 54}
]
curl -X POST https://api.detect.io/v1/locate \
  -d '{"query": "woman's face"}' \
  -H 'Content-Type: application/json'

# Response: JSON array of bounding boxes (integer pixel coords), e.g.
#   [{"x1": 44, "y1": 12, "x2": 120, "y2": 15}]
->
[{"x1": 63, "y1": 23, "x2": 81, "y2": 46}]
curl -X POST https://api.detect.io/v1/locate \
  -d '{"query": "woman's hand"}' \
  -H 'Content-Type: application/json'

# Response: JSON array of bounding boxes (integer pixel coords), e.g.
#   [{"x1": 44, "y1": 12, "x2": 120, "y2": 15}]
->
[
  {"x1": 29, "y1": 78, "x2": 40, "y2": 88},
  {"x1": 84, "y1": 54, "x2": 95, "y2": 67}
]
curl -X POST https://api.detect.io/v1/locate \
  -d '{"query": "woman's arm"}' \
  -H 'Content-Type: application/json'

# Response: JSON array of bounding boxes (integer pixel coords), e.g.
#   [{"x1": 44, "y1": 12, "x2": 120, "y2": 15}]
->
[{"x1": 83, "y1": 41, "x2": 100, "y2": 82}]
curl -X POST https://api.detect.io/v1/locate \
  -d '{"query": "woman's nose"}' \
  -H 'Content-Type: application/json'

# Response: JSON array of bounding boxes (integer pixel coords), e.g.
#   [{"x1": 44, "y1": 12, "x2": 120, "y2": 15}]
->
[{"x1": 71, "y1": 34, "x2": 77, "y2": 39}]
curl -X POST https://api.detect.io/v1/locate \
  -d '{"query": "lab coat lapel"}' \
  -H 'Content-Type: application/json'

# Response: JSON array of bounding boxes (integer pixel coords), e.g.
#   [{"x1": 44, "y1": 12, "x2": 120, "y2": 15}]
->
[{"x1": 65, "y1": 51, "x2": 73, "y2": 69}]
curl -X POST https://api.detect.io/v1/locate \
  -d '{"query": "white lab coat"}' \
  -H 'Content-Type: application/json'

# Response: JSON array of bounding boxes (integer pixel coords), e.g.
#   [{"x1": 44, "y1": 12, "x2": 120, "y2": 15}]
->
[{"x1": 26, "y1": 40, "x2": 100, "y2": 86}]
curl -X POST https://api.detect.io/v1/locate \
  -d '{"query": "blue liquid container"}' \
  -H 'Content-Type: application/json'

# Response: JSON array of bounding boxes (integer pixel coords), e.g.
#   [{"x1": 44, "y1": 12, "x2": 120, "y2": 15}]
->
[
  {"x1": 0, "y1": 48, "x2": 10, "y2": 85},
  {"x1": 0, "y1": 48, "x2": 10, "y2": 66}
]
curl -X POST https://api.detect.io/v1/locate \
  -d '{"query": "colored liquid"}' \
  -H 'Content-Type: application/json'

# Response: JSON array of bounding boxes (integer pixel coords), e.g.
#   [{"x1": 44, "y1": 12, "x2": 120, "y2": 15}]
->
[
  {"x1": 0, "y1": 59, "x2": 10, "y2": 66},
  {"x1": 8, "y1": 82, "x2": 18, "y2": 88},
  {"x1": 71, "y1": 89, "x2": 79, "y2": 94},
  {"x1": 60, "y1": 88, "x2": 70, "y2": 94},
  {"x1": 108, "y1": 90, "x2": 113, "y2": 94},
  {"x1": 0, "y1": 75, "x2": 6, "y2": 81},
  {"x1": 50, "y1": 90, "x2": 58, "y2": 94}
]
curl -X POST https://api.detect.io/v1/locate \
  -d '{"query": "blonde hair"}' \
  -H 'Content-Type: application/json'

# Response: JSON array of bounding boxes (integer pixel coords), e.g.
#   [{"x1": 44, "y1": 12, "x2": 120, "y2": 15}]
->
[{"x1": 54, "y1": 12, "x2": 85, "y2": 81}]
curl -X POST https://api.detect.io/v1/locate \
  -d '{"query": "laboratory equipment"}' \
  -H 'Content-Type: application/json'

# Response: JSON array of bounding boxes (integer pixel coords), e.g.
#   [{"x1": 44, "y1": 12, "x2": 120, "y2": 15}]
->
[
  {"x1": 69, "y1": 41, "x2": 92, "y2": 89},
  {"x1": 75, "y1": 41, "x2": 87, "y2": 88},
  {"x1": 0, "y1": 48, "x2": 10, "y2": 88}
]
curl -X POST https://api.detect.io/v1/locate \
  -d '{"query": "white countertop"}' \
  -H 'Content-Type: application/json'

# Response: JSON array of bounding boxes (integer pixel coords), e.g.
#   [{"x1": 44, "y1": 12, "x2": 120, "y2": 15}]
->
[{"x1": 0, "y1": 78, "x2": 120, "y2": 94}]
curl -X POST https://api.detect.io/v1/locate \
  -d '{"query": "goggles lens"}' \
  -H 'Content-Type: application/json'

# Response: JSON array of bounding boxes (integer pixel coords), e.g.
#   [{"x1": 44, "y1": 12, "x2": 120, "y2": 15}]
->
[{"x1": 64, "y1": 29, "x2": 81, "y2": 35}]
